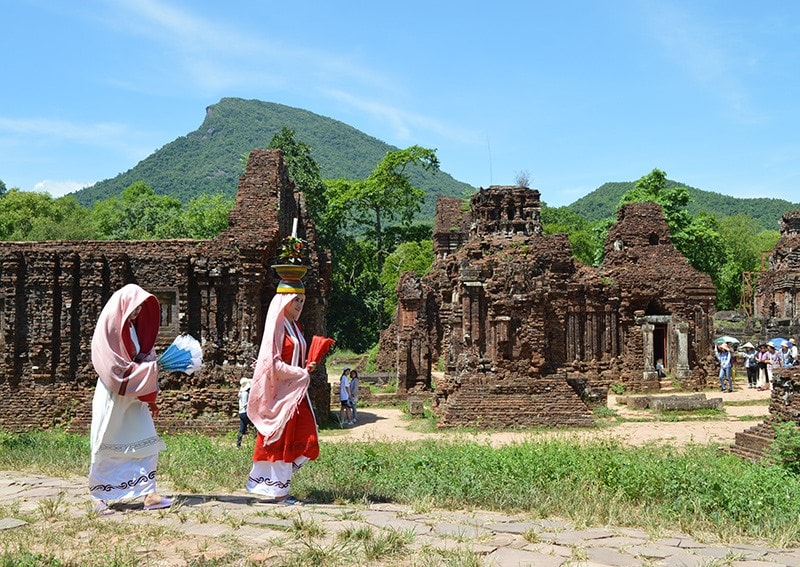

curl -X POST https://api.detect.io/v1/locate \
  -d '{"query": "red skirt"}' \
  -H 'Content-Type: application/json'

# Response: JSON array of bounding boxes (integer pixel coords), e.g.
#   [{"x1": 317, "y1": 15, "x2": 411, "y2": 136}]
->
[{"x1": 253, "y1": 396, "x2": 319, "y2": 463}]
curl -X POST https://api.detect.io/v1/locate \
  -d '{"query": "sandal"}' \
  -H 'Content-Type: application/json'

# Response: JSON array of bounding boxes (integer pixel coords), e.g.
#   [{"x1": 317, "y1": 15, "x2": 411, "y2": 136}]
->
[
  {"x1": 143, "y1": 496, "x2": 173, "y2": 510},
  {"x1": 93, "y1": 500, "x2": 115, "y2": 516},
  {"x1": 255, "y1": 495, "x2": 303, "y2": 506},
  {"x1": 282, "y1": 496, "x2": 303, "y2": 506}
]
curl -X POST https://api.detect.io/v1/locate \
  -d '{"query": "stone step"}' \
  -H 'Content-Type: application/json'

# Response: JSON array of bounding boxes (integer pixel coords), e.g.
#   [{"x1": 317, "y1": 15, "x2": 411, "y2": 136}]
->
[{"x1": 728, "y1": 445, "x2": 766, "y2": 462}]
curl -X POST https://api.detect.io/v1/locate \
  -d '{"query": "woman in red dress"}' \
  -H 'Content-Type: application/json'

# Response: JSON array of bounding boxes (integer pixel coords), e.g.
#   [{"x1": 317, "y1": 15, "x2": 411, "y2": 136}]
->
[{"x1": 245, "y1": 288, "x2": 319, "y2": 504}]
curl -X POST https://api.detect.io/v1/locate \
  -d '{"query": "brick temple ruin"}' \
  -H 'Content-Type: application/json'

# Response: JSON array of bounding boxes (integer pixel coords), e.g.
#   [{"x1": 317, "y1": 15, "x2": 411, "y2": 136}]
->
[
  {"x1": 732, "y1": 210, "x2": 800, "y2": 459},
  {"x1": 752, "y1": 211, "x2": 800, "y2": 331},
  {"x1": 378, "y1": 186, "x2": 717, "y2": 428},
  {"x1": 0, "y1": 149, "x2": 331, "y2": 433}
]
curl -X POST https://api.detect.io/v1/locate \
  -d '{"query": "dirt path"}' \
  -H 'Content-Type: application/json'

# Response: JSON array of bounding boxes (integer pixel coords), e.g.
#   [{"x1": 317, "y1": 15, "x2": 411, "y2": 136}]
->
[{"x1": 325, "y1": 385, "x2": 770, "y2": 448}]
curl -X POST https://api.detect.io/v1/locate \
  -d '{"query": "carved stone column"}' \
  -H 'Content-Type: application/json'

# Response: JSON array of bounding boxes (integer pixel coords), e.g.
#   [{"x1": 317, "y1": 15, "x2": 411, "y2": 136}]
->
[
  {"x1": 642, "y1": 322, "x2": 658, "y2": 380},
  {"x1": 675, "y1": 322, "x2": 691, "y2": 381}
]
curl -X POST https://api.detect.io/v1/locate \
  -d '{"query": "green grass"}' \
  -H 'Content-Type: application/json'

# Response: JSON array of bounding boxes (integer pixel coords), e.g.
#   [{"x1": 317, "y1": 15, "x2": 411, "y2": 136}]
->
[
  {"x1": 724, "y1": 398, "x2": 771, "y2": 407},
  {"x1": 650, "y1": 408, "x2": 726, "y2": 422},
  {"x1": 3, "y1": 429, "x2": 800, "y2": 546}
]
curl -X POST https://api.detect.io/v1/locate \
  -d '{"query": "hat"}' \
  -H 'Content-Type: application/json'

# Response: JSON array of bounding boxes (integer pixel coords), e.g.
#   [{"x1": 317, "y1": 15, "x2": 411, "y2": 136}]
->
[
  {"x1": 768, "y1": 342, "x2": 776, "y2": 349},
  {"x1": 240, "y1": 377, "x2": 252, "y2": 389},
  {"x1": 718, "y1": 343, "x2": 729, "y2": 351},
  {"x1": 791, "y1": 338, "x2": 796, "y2": 344},
  {"x1": 741, "y1": 342, "x2": 754, "y2": 349},
  {"x1": 274, "y1": 264, "x2": 307, "y2": 294}
]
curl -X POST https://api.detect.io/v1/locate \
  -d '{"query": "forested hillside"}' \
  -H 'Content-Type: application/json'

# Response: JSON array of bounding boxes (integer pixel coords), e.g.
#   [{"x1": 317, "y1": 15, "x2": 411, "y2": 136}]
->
[
  {"x1": 74, "y1": 98, "x2": 474, "y2": 218},
  {"x1": 568, "y1": 180, "x2": 798, "y2": 231},
  {"x1": 70, "y1": 97, "x2": 797, "y2": 228}
]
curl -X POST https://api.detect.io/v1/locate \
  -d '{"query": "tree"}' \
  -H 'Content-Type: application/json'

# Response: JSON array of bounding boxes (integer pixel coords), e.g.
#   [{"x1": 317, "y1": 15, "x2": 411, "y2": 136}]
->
[
  {"x1": 324, "y1": 146, "x2": 438, "y2": 349},
  {"x1": 268, "y1": 127, "x2": 328, "y2": 230},
  {"x1": 715, "y1": 215, "x2": 780, "y2": 309},
  {"x1": 620, "y1": 169, "x2": 727, "y2": 302},
  {"x1": 514, "y1": 170, "x2": 531, "y2": 188},
  {"x1": 326, "y1": 145, "x2": 439, "y2": 275},
  {"x1": 92, "y1": 182, "x2": 182, "y2": 240},
  {"x1": 379, "y1": 240, "x2": 434, "y2": 317},
  {"x1": 672, "y1": 212, "x2": 726, "y2": 282},
  {"x1": 541, "y1": 204, "x2": 599, "y2": 266},
  {"x1": 620, "y1": 168, "x2": 691, "y2": 232},
  {"x1": 176, "y1": 193, "x2": 235, "y2": 239},
  {"x1": 0, "y1": 189, "x2": 96, "y2": 241},
  {"x1": 0, "y1": 179, "x2": 7, "y2": 197},
  {"x1": 326, "y1": 235, "x2": 383, "y2": 353}
]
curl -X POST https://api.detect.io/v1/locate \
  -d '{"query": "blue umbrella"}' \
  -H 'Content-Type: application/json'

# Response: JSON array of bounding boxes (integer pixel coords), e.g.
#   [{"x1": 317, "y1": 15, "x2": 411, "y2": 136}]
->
[{"x1": 768, "y1": 337, "x2": 789, "y2": 348}]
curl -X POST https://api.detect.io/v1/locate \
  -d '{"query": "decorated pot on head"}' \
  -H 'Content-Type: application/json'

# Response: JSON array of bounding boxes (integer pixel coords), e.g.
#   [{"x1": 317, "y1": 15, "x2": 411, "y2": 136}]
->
[{"x1": 274, "y1": 234, "x2": 308, "y2": 294}]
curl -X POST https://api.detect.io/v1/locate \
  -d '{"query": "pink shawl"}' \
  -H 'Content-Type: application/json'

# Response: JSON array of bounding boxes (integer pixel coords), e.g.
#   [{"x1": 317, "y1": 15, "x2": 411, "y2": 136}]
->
[
  {"x1": 91, "y1": 283, "x2": 160, "y2": 397},
  {"x1": 247, "y1": 293, "x2": 310, "y2": 445}
]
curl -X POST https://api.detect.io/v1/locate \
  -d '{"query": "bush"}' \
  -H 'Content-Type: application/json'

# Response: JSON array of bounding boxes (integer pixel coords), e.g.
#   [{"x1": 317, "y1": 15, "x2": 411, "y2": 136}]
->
[{"x1": 767, "y1": 421, "x2": 800, "y2": 475}]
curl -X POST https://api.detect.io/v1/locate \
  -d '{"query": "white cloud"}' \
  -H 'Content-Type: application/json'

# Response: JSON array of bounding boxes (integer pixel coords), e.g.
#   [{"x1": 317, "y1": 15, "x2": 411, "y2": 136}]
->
[
  {"x1": 638, "y1": 1, "x2": 763, "y2": 123},
  {"x1": 108, "y1": 0, "x2": 393, "y2": 94},
  {"x1": 0, "y1": 117, "x2": 126, "y2": 146},
  {"x1": 0, "y1": 116, "x2": 153, "y2": 160},
  {"x1": 32, "y1": 180, "x2": 92, "y2": 197},
  {"x1": 323, "y1": 88, "x2": 483, "y2": 146}
]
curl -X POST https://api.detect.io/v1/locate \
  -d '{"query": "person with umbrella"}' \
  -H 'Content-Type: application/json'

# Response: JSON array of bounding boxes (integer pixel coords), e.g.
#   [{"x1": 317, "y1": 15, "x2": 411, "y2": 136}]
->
[
  {"x1": 756, "y1": 344, "x2": 770, "y2": 390},
  {"x1": 780, "y1": 341, "x2": 793, "y2": 367},
  {"x1": 740, "y1": 342, "x2": 758, "y2": 388},
  {"x1": 715, "y1": 342, "x2": 734, "y2": 393},
  {"x1": 758, "y1": 342, "x2": 781, "y2": 391}
]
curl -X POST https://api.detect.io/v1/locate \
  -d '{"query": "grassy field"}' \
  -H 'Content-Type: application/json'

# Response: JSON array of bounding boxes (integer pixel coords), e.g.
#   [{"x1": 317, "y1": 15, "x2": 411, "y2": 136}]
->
[{"x1": 2, "y1": 427, "x2": 800, "y2": 550}]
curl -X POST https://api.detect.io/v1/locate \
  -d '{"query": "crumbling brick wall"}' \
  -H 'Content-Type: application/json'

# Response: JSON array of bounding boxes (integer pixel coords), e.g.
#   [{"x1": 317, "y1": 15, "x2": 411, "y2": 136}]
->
[
  {"x1": 752, "y1": 210, "x2": 800, "y2": 339},
  {"x1": 380, "y1": 189, "x2": 716, "y2": 428},
  {"x1": 0, "y1": 149, "x2": 332, "y2": 433},
  {"x1": 731, "y1": 366, "x2": 800, "y2": 461},
  {"x1": 731, "y1": 211, "x2": 800, "y2": 460},
  {"x1": 600, "y1": 202, "x2": 716, "y2": 389}
]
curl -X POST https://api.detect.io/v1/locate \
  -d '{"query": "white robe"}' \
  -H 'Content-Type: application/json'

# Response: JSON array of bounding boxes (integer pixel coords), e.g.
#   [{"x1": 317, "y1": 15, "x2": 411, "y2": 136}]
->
[{"x1": 88, "y1": 326, "x2": 165, "y2": 501}]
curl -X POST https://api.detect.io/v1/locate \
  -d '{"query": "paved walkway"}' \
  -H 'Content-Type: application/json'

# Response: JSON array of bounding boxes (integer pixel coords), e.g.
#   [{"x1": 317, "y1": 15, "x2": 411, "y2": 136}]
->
[{"x1": 2, "y1": 470, "x2": 799, "y2": 566}]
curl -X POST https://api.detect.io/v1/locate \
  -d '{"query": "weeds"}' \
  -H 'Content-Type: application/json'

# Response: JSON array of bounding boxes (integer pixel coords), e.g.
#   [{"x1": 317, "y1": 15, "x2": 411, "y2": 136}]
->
[
  {"x1": 592, "y1": 405, "x2": 619, "y2": 419},
  {"x1": 413, "y1": 546, "x2": 484, "y2": 567},
  {"x1": 4, "y1": 428, "x2": 800, "y2": 547},
  {"x1": 36, "y1": 492, "x2": 66, "y2": 521},
  {"x1": 290, "y1": 514, "x2": 326, "y2": 538},
  {"x1": 765, "y1": 421, "x2": 800, "y2": 474},
  {"x1": 362, "y1": 527, "x2": 414, "y2": 560}
]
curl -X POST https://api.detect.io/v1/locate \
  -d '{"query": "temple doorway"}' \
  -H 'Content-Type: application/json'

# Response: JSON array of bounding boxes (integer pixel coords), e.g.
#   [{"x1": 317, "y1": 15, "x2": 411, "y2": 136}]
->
[{"x1": 653, "y1": 324, "x2": 667, "y2": 373}]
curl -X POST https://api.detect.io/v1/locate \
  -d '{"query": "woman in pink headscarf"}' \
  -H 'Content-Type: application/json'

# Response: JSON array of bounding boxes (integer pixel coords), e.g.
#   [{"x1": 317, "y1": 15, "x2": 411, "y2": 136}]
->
[
  {"x1": 246, "y1": 288, "x2": 319, "y2": 504},
  {"x1": 88, "y1": 283, "x2": 172, "y2": 514}
]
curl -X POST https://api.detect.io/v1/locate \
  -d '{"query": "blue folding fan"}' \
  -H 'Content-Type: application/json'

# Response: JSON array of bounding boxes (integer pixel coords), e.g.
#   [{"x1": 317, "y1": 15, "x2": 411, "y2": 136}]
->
[{"x1": 158, "y1": 334, "x2": 203, "y2": 374}]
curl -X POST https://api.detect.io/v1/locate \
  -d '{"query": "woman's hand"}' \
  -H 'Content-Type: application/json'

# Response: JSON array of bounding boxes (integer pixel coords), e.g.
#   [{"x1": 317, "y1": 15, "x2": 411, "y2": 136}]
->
[
  {"x1": 307, "y1": 361, "x2": 317, "y2": 372},
  {"x1": 147, "y1": 401, "x2": 160, "y2": 419}
]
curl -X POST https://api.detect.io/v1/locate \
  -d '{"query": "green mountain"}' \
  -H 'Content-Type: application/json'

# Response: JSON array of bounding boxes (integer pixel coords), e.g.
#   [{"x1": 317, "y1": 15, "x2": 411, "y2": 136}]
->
[
  {"x1": 567, "y1": 180, "x2": 799, "y2": 231},
  {"x1": 73, "y1": 97, "x2": 798, "y2": 230},
  {"x1": 74, "y1": 98, "x2": 475, "y2": 218}
]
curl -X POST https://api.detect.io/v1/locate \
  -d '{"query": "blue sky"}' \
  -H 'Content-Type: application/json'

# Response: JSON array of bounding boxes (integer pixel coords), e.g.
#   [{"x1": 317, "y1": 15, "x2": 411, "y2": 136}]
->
[{"x1": 2, "y1": 0, "x2": 799, "y2": 208}]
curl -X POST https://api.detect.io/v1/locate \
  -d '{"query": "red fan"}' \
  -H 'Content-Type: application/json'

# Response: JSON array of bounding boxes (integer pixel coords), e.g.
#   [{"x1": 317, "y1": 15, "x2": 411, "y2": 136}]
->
[{"x1": 308, "y1": 335, "x2": 335, "y2": 364}]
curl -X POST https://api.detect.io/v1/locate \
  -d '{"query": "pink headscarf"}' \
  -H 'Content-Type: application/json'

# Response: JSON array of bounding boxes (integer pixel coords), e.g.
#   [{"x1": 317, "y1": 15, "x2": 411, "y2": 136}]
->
[
  {"x1": 247, "y1": 292, "x2": 310, "y2": 445},
  {"x1": 91, "y1": 283, "x2": 160, "y2": 397}
]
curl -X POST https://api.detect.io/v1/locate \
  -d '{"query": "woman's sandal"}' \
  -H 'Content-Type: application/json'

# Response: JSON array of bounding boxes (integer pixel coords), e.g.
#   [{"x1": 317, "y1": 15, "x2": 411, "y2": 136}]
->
[
  {"x1": 281, "y1": 496, "x2": 303, "y2": 506},
  {"x1": 93, "y1": 500, "x2": 115, "y2": 516},
  {"x1": 255, "y1": 495, "x2": 303, "y2": 506},
  {"x1": 143, "y1": 496, "x2": 173, "y2": 511}
]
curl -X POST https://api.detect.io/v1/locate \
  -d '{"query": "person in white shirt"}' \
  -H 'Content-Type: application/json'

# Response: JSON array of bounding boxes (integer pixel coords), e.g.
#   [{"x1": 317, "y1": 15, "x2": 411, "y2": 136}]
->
[
  {"x1": 348, "y1": 370, "x2": 360, "y2": 423},
  {"x1": 339, "y1": 368, "x2": 352, "y2": 425}
]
